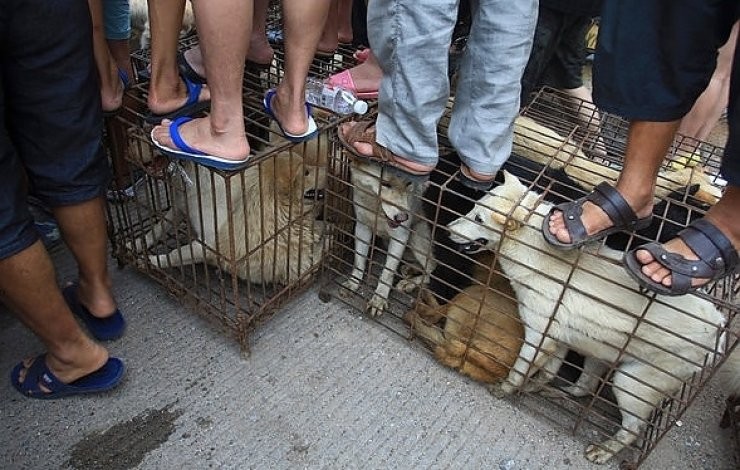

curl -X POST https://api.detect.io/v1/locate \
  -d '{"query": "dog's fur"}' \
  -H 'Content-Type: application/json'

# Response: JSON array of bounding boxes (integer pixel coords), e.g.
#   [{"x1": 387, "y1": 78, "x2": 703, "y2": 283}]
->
[
  {"x1": 130, "y1": 0, "x2": 195, "y2": 49},
  {"x1": 405, "y1": 251, "x2": 523, "y2": 384},
  {"x1": 513, "y1": 115, "x2": 722, "y2": 206},
  {"x1": 129, "y1": 150, "x2": 327, "y2": 286},
  {"x1": 447, "y1": 171, "x2": 726, "y2": 464},
  {"x1": 720, "y1": 346, "x2": 740, "y2": 432},
  {"x1": 341, "y1": 159, "x2": 436, "y2": 317}
]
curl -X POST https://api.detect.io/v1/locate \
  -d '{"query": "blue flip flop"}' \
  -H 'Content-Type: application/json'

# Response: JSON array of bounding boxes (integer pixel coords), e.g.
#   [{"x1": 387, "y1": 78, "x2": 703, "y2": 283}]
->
[
  {"x1": 11, "y1": 355, "x2": 124, "y2": 400},
  {"x1": 144, "y1": 74, "x2": 211, "y2": 124},
  {"x1": 150, "y1": 116, "x2": 251, "y2": 171},
  {"x1": 62, "y1": 284, "x2": 126, "y2": 341},
  {"x1": 263, "y1": 89, "x2": 319, "y2": 143}
]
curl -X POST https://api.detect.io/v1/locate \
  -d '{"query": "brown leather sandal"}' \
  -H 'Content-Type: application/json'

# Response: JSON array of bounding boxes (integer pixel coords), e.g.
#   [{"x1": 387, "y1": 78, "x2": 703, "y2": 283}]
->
[{"x1": 337, "y1": 120, "x2": 434, "y2": 182}]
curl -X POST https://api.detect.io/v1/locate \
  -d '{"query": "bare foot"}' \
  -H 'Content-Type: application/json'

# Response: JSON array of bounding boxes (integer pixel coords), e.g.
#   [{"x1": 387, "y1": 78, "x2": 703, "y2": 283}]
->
[
  {"x1": 269, "y1": 87, "x2": 312, "y2": 137},
  {"x1": 343, "y1": 59, "x2": 382, "y2": 94},
  {"x1": 152, "y1": 116, "x2": 250, "y2": 161},
  {"x1": 16, "y1": 342, "x2": 109, "y2": 392},
  {"x1": 74, "y1": 279, "x2": 117, "y2": 319},
  {"x1": 101, "y1": 65, "x2": 124, "y2": 113},
  {"x1": 547, "y1": 189, "x2": 653, "y2": 245},
  {"x1": 338, "y1": 122, "x2": 434, "y2": 173},
  {"x1": 147, "y1": 76, "x2": 210, "y2": 117},
  {"x1": 248, "y1": 33, "x2": 274, "y2": 65},
  {"x1": 633, "y1": 214, "x2": 739, "y2": 289}
]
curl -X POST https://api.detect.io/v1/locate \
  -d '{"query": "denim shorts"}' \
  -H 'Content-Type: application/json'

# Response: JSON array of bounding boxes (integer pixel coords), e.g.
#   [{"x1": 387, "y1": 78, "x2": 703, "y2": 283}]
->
[
  {"x1": 593, "y1": 0, "x2": 739, "y2": 186},
  {"x1": 0, "y1": 0, "x2": 109, "y2": 260},
  {"x1": 104, "y1": 0, "x2": 131, "y2": 41}
]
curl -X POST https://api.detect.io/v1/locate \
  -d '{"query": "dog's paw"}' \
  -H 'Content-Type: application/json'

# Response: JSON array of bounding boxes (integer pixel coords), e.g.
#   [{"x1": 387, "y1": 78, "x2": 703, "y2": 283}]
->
[
  {"x1": 488, "y1": 381, "x2": 516, "y2": 399},
  {"x1": 366, "y1": 294, "x2": 388, "y2": 317},
  {"x1": 399, "y1": 264, "x2": 420, "y2": 279},
  {"x1": 584, "y1": 443, "x2": 615, "y2": 465},
  {"x1": 395, "y1": 276, "x2": 421, "y2": 294},
  {"x1": 558, "y1": 384, "x2": 592, "y2": 398},
  {"x1": 341, "y1": 277, "x2": 361, "y2": 293}
]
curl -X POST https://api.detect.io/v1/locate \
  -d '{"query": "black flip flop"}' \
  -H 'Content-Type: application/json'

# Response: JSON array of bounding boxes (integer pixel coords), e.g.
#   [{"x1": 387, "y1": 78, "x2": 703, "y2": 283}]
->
[
  {"x1": 623, "y1": 218, "x2": 739, "y2": 296},
  {"x1": 542, "y1": 182, "x2": 653, "y2": 250}
]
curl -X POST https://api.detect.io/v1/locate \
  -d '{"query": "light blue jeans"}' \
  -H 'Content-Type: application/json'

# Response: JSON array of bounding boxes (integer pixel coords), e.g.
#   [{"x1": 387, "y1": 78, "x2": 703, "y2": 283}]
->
[{"x1": 368, "y1": 0, "x2": 538, "y2": 176}]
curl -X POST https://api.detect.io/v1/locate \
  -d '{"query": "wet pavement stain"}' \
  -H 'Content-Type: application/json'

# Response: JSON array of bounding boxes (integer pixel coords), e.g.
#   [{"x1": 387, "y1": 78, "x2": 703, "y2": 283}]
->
[{"x1": 67, "y1": 406, "x2": 183, "y2": 470}]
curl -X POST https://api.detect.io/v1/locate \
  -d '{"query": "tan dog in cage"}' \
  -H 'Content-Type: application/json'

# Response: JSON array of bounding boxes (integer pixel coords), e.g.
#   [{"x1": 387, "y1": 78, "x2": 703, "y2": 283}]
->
[
  {"x1": 405, "y1": 253, "x2": 523, "y2": 384},
  {"x1": 341, "y1": 159, "x2": 436, "y2": 317},
  {"x1": 447, "y1": 171, "x2": 727, "y2": 464},
  {"x1": 129, "y1": 151, "x2": 327, "y2": 286}
]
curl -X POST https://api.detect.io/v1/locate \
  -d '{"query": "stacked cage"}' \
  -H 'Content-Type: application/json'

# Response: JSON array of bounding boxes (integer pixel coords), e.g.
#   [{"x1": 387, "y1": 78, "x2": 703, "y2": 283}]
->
[
  {"x1": 104, "y1": 20, "x2": 367, "y2": 351},
  {"x1": 319, "y1": 87, "x2": 739, "y2": 467}
]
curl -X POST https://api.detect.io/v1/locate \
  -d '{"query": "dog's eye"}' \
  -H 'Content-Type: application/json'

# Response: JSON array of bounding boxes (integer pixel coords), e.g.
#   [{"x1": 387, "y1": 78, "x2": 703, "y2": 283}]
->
[{"x1": 474, "y1": 214, "x2": 483, "y2": 224}]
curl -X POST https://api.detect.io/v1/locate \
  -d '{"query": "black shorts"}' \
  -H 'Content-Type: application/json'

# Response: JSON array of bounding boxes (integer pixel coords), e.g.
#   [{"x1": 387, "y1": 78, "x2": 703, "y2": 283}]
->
[
  {"x1": 0, "y1": 0, "x2": 108, "y2": 259},
  {"x1": 521, "y1": 6, "x2": 592, "y2": 105},
  {"x1": 593, "y1": 0, "x2": 739, "y2": 185}
]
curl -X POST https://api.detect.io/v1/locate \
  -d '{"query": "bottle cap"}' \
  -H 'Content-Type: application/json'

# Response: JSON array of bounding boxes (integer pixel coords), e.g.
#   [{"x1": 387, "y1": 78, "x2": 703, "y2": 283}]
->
[{"x1": 353, "y1": 99, "x2": 369, "y2": 115}]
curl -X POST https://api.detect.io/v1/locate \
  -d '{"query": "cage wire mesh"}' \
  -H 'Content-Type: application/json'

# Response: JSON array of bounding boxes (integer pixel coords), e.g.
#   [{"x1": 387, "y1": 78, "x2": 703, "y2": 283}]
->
[
  {"x1": 318, "y1": 88, "x2": 739, "y2": 467},
  {"x1": 104, "y1": 19, "x2": 371, "y2": 352}
]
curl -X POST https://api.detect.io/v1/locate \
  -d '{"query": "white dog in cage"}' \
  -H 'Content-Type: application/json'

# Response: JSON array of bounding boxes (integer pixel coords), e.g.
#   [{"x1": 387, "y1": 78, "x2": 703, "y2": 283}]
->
[
  {"x1": 341, "y1": 159, "x2": 436, "y2": 317},
  {"x1": 447, "y1": 171, "x2": 727, "y2": 464},
  {"x1": 130, "y1": 0, "x2": 195, "y2": 49},
  {"x1": 128, "y1": 151, "x2": 327, "y2": 286}
]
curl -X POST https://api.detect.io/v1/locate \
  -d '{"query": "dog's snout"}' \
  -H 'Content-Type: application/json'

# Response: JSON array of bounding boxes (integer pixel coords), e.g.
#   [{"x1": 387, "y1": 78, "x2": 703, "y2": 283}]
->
[
  {"x1": 394, "y1": 213, "x2": 409, "y2": 224},
  {"x1": 454, "y1": 237, "x2": 488, "y2": 254}
]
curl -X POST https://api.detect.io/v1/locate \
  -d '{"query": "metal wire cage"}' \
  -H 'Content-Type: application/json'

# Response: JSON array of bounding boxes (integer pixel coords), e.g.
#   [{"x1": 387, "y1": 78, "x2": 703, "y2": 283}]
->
[
  {"x1": 104, "y1": 27, "x2": 367, "y2": 351},
  {"x1": 318, "y1": 87, "x2": 738, "y2": 467}
]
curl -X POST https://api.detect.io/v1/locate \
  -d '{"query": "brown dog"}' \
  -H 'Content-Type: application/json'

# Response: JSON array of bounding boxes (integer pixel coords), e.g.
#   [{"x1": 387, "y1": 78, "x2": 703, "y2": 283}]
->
[{"x1": 405, "y1": 253, "x2": 523, "y2": 384}]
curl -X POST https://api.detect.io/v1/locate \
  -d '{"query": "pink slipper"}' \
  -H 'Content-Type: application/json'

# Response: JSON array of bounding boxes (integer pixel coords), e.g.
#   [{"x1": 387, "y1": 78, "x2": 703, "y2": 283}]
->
[
  {"x1": 326, "y1": 69, "x2": 378, "y2": 100},
  {"x1": 353, "y1": 48, "x2": 371, "y2": 63}
]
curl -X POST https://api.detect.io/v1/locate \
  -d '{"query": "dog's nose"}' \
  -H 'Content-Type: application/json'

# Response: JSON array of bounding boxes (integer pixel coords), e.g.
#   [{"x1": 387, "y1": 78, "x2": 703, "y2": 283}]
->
[
  {"x1": 454, "y1": 238, "x2": 487, "y2": 254},
  {"x1": 394, "y1": 213, "x2": 409, "y2": 224}
]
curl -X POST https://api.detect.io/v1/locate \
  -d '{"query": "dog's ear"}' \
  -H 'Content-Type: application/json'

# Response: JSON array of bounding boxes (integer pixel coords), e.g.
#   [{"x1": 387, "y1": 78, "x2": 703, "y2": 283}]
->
[
  {"x1": 502, "y1": 170, "x2": 524, "y2": 190},
  {"x1": 490, "y1": 211, "x2": 521, "y2": 232}
]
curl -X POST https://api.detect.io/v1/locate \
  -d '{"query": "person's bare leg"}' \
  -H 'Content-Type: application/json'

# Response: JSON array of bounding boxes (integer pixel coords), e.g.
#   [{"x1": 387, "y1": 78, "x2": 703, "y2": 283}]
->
[
  {"x1": 147, "y1": 0, "x2": 210, "y2": 115},
  {"x1": 318, "y1": 0, "x2": 339, "y2": 54},
  {"x1": 547, "y1": 120, "x2": 679, "y2": 243},
  {"x1": 152, "y1": 0, "x2": 251, "y2": 160},
  {"x1": 0, "y1": 241, "x2": 109, "y2": 388},
  {"x1": 107, "y1": 39, "x2": 134, "y2": 83},
  {"x1": 678, "y1": 21, "x2": 737, "y2": 141},
  {"x1": 88, "y1": 0, "x2": 124, "y2": 113},
  {"x1": 337, "y1": 0, "x2": 353, "y2": 44},
  {"x1": 183, "y1": 0, "x2": 273, "y2": 77},
  {"x1": 272, "y1": 0, "x2": 332, "y2": 135},
  {"x1": 563, "y1": 85, "x2": 607, "y2": 158},
  {"x1": 634, "y1": 186, "x2": 740, "y2": 288},
  {"x1": 53, "y1": 197, "x2": 117, "y2": 317},
  {"x1": 249, "y1": 0, "x2": 274, "y2": 64}
]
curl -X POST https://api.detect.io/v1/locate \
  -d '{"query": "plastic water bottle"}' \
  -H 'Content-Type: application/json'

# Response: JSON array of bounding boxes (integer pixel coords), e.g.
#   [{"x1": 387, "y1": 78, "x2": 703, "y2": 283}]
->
[{"x1": 305, "y1": 77, "x2": 369, "y2": 115}]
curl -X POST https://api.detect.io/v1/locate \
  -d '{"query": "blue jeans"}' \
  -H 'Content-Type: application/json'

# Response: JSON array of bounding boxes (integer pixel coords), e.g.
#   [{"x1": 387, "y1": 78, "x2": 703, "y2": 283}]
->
[
  {"x1": 368, "y1": 0, "x2": 538, "y2": 176},
  {"x1": 0, "y1": 0, "x2": 108, "y2": 260}
]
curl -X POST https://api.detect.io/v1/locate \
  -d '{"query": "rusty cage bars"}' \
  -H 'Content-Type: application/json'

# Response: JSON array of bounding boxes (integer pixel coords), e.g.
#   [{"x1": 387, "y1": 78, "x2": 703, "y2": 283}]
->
[
  {"x1": 318, "y1": 87, "x2": 738, "y2": 467},
  {"x1": 104, "y1": 27, "x2": 366, "y2": 353}
]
